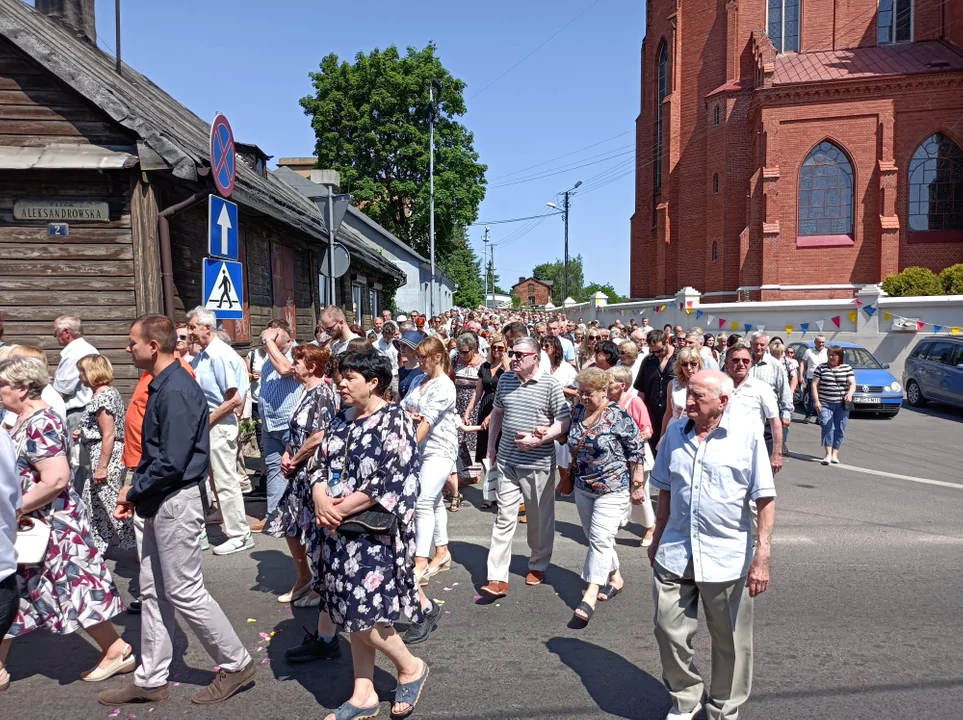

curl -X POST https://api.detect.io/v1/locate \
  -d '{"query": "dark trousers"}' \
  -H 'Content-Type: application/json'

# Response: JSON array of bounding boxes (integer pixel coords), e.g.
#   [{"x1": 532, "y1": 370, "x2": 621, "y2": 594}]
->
[{"x1": 0, "y1": 573, "x2": 18, "y2": 640}]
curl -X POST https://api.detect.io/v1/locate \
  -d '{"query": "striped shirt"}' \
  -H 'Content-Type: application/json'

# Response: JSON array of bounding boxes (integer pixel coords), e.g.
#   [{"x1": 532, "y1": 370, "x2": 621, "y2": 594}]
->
[
  {"x1": 494, "y1": 370, "x2": 568, "y2": 470},
  {"x1": 259, "y1": 346, "x2": 304, "y2": 432},
  {"x1": 750, "y1": 354, "x2": 793, "y2": 420},
  {"x1": 813, "y1": 363, "x2": 854, "y2": 404}
]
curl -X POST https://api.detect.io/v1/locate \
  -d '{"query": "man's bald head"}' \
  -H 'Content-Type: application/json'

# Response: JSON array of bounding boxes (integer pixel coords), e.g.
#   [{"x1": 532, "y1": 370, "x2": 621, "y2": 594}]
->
[{"x1": 686, "y1": 369, "x2": 732, "y2": 428}]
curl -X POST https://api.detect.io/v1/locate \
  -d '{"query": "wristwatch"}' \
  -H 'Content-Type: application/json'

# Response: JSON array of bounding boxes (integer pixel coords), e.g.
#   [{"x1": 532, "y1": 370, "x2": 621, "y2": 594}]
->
[{"x1": 631, "y1": 479, "x2": 645, "y2": 489}]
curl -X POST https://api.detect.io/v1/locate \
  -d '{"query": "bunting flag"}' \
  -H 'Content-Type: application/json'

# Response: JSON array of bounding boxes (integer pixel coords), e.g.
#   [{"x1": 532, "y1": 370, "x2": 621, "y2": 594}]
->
[
  {"x1": 933, "y1": 325, "x2": 943, "y2": 333},
  {"x1": 847, "y1": 311, "x2": 858, "y2": 324},
  {"x1": 661, "y1": 304, "x2": 668, "y2": 312},
  {"x1": 707, "y1": 315, "x2": 715, "y2": 326},
  {"x1": 800, "y1": 322, "x2": 810, "y2": 334},
  {"x1": 831, "y1": 316, "x2": 841, "y2": 328},
  {"x1": 685, "y1": 305, "x2": 692, "y2": 314},
  {"x1": 854, "y1": 299, "x2": 863, "y2": 306},
  {"x1": 718, "y1": 318, "x2": 726, "y2": 329},
  {"x1": 679, "y1": 302, "x2": 684, "y2": 311},
  {"x1": 815, "y1": 319, "x2": 825, "y2": 332},
  {"x1": 883, "y1": 312, "x2": 892, "y2": 322},
  {"x1": 785, "y1": 325, "x2": 794, "y2": 335},
  {"x1": 730, "y1": 321, "x2": 739, "y2": 330},
  {"x1": 696, "y1": 310, "x2": 704, "y2": 320},
  {"x1": 863, "y1": 305, "x2": 877, "y2": 317},
  {"x1": 916, "y1": 320, "x2": 926, "y2": 331},
  {"x1": 743, "y1": 323, "x2": 751, "y2": 333},
  {"x1": 653, "y1": 305, "x2": 661, "y2": 313},
  {"x1": 952, "y1": 328, "x2": 960, "y2": 336},
  {"x1": 757, "y1": 325, "x2": 765, "y2": 333}
]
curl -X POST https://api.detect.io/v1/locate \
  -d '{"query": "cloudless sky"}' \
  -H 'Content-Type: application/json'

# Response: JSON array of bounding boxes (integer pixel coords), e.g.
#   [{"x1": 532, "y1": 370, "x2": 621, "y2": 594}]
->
[{"x1": 80, "y1": 0, "x2": 645, "y2": 296}]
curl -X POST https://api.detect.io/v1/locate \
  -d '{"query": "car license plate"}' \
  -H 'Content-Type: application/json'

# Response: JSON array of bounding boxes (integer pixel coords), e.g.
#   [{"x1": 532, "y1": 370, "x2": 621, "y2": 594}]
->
[{"x1": 857, "y1": 396, "x2": 881, "y2": 404}]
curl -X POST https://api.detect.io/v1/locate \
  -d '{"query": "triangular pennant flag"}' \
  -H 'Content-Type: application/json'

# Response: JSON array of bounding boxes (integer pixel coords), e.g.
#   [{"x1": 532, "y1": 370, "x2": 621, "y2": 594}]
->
[
  {"x1": 800, "y1": 323, "x2": 810, "y2": 334},
  {"x1": 916, "y1": 320, "x2": 926, "y2": 331},
  {"x1": 847, "y1": 311, "x2": 858, "y2": 324},
  {"x1": 785, "y1": 325, "x2": 794, "y2": 335},
  {"x1": 679, "y1": 302, "x2": 684, "y2": 311},
  {"x1": 831, "y1": 316, "x2": 841, "y2": 328},
  {"x1": 854, "y1": 299, "x2": 863, "y2": 307},
  {"x1": 883, "y1": 312, "x2": 892, "y2": 322},
  {"x1": 863, "y1": 305, "x2": 877, "y2": 317},
  {"x1": 743, "y1": 323, "x2": 751, "y2": 333},
  {"x1": 757, "y1": 325, "x2": 765, "y2": 333},
  {"x1": 815, "y1": 319, "x2": 825, "y2": 332},
  {"x1": 718, "y1": 318, "x2": 726, "y2": 329},
  {"x1": 731, "y1": 321, "x2": 739, "y2": 331},
  {"x1": 696, "y1": 310, "x2": 704, "y2": 320},
  {"x1": 653, "y1": 305, "x2": 660, "y2": 313},
  {"x1": 686, "y1": 301, "x2": 693, "y2": 307},
  {"x1": 933, "y1": 325, "x2": 943, "y2": 333},
  {"x1": 685, "y1": 306, "x2": 692, "y2": 314},
  {"x1": 707, "y1": 315, "x2": 715, "y2": 326},
  {"x1": 952, "y1": 327, "x2": 960, "y2": 336}
]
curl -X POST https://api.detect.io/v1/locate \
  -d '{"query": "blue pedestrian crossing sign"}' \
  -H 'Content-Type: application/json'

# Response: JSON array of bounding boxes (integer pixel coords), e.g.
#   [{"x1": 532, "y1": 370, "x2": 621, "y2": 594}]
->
[
  {"x1": 208, "y1": 195, "x2": 238, "y2": 260},
  {"x1": 203, "y1": 258, "x2": 244, "y2": 319}
]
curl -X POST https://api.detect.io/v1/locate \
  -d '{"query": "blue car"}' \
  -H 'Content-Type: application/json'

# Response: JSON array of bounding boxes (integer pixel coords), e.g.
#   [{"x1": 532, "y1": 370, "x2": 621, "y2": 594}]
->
[
  {"x1": 902, "y1": 336, "x2": 963, "y2": 410},
  {"x1": 789, "y1": 341, "x2": 903, "y2": 417}
]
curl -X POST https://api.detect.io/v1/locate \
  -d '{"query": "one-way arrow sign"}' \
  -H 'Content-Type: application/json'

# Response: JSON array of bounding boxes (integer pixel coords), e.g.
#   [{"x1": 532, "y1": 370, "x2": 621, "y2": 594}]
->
[{"x1": 208, "y1": 195, "x2": 238, "y2": 260}]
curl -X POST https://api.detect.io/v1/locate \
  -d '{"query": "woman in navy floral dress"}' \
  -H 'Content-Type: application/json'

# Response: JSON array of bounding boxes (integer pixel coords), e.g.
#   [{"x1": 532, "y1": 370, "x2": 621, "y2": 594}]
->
[
  {"x1": 0, "y1": 357, "x2": 131, "y2": 686},
  {"x1": 309, "y1": 350, "x2": 429, "y2": 720}
]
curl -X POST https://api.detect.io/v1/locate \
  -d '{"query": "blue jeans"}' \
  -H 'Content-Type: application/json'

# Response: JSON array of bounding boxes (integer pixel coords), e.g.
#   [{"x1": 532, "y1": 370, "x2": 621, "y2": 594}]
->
[
  {"x1": 817, "y1": 402, "x2": 849, "y2": 450},
  {"x1": 262, "y1": 428, "x2": 291, "y2": 516}
]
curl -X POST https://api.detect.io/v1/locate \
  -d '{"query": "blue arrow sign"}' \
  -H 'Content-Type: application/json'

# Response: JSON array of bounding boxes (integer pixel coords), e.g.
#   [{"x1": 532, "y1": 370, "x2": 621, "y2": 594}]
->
[
  {"x1": 208, "y1": 195, "x2": 238, "y2": 260},
  {"x1": 203, "y1": 258, "x2": 244, "y2": 319}
]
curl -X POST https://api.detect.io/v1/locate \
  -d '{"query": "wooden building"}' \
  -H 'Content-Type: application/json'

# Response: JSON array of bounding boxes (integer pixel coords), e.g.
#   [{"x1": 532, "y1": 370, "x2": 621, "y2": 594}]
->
[{"x1": 0, "y1": 0, "x2": 404, "y2": 394}]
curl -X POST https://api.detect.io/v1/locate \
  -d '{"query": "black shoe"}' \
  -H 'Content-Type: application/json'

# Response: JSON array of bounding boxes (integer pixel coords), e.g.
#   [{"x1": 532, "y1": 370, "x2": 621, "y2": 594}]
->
[
  {"x1": 127, "y1": 599, "x2": 142, "y2": 615},
  {"x1": 403, "y1": 602, "x2": 442, "y2": 646},
  {"x1": 284, "y1": 626, "x2": 341, "y2": 664}
]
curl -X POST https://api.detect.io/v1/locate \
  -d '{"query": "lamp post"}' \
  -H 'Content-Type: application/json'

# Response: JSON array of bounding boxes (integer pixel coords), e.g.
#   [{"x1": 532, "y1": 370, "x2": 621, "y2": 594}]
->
[
  {"x1": 482, "y1": 225, "x2": 491, "y2": 308},
  {"x1": 546, "y1": 180, "x2": 582, "y2": 300},
  {"x1": 428, "y1": 78, "x2": 443, "y2": 318}
]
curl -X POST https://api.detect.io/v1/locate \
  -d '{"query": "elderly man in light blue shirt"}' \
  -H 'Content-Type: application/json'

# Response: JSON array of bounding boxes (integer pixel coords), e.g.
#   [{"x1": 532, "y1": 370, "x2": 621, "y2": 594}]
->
[
  {"x1": 188, "y1": 307, "x2": 252, "y2": 556},
  {"x1": 648, "y1": 369, "x2": 776, "y2": 720}
]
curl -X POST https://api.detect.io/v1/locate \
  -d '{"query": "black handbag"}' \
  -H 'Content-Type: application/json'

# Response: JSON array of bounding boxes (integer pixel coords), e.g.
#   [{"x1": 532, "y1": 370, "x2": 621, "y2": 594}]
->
[{"x1": 335, "y1": 420, "x2": 398, "y2": 538}]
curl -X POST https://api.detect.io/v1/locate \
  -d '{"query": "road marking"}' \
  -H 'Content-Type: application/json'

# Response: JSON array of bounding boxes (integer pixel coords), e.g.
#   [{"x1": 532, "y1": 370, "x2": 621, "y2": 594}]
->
[{"x1": 787, "y1": 453, "x2": 962, "y2": 490}]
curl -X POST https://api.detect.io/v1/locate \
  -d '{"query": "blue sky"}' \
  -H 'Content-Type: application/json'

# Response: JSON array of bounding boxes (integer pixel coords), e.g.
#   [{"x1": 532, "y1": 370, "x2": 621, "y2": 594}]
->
[{"x1": 84, "y1": 0, "x2": 645, "y2": 295}]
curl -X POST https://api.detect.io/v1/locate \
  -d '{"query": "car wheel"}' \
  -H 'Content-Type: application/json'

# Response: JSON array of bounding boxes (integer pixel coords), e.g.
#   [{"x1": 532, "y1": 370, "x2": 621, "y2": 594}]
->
[{"x1": 906, "y1": 381, "x2": 926, "y2": 407}]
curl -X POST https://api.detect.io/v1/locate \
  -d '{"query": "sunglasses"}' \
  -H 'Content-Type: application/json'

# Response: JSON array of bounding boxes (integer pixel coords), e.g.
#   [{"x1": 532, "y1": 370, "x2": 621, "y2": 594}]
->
[
  {"x1": 509, "y1": 351, "x2": 536, "y2": 360},
  {"x1": 680, "y1": 361, "x2": 700, "y2": 368},
  {"x1": 177, "y1": 334, "x2": 188, "y2": 341},
  {"x1": 491, "y1": 345, "x2": 506, "y2": 352},
  {"x1": 729, "y1": 357, "x2": 752, "y2": 365}
]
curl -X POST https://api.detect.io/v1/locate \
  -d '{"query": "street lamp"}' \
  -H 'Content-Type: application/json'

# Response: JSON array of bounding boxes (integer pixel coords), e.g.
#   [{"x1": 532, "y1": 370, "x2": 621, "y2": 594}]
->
[
  {"x1": 428, "y1": 78, "x2": 443, "y2": 318},
  {"x1": 547, "y1": 180, "x2": 582, "y2": 300}
]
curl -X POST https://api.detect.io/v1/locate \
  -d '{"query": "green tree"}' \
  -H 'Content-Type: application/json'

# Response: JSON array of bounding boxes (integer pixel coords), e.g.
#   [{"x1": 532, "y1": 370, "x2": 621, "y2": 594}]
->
[
  {"x1": 578, "y1": 282, "x2": 628, "y2": 304},
  {"x1": 482, "y1": 257, "x2": 507, "y2": 297},
  {"x1": 882, "y1": 266, "x2": 943, "y2": 297},
  {"x1": 300, "y1": 44, "x2": 487, "y2": 263},
  {"x1": 443, "y1": 230, "x2": 484, "y2": 308},
  {"x1": 938, "y1": 263, "x2": 963, "y2": 295},
  {"x1": 532, "y1": 255, "x2": 585, "y2": 305}
]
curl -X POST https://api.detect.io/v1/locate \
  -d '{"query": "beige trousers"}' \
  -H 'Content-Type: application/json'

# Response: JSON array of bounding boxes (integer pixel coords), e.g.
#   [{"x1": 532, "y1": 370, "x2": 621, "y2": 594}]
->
[
  {"x1": 652, "y1": 560, "x2": 754, "y2": 720},
  {"x1": 486, "y1": 463, "x2": 555, "y2": 583},
  {"x1": 209, "y1": 422, "x2": 250, "y2": 539},
  {"x1": 134, "y1": 484, "x2": 250, "y2": 688}
]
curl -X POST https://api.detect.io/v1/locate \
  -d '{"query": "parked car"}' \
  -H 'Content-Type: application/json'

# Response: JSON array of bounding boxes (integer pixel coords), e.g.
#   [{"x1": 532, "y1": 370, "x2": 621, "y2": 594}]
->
[
  {"x1": 902, "y1": 336, "x2": 963, "y2": 410},
  {"x1": 789, "y1": 341, "x2": 903, "y2": 417}
]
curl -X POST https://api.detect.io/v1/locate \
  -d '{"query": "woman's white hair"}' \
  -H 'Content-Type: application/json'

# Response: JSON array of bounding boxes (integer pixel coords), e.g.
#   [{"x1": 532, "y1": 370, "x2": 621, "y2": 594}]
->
[{"x1": 0, "y1": 356, "x2": 50, "y2": 399}]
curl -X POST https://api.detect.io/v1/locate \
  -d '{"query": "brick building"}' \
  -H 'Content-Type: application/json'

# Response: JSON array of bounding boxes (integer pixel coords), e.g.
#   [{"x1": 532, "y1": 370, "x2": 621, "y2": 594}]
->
[
  {"x1": 512, "y1": 277, "x2": 553, "y2": 307},
  {"x1": 630, "y1": 0, "x2": 963, "y2": 301}
]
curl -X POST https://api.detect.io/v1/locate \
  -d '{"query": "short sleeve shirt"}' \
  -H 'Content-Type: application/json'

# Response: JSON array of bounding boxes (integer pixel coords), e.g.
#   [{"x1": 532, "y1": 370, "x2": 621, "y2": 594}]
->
[
  {"x1": 191, "y1": 336, "x2": 246, "y2": 425},
  {"x1": 493, "y1": 371, "x2": 568, "y2": 470}
]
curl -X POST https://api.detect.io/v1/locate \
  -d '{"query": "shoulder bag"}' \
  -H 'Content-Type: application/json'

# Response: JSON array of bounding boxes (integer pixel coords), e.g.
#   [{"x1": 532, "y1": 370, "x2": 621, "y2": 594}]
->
[
  {"x1": 15, "y1": 516, "x2": 52, "y2": 565},
  {"x1": 336, "y1": 417, "x2": 399, "y2": 539}
]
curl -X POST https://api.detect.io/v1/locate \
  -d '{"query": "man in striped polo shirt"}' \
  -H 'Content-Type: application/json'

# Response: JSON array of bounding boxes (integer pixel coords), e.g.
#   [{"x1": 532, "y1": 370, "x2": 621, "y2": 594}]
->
[{"x1": 480, "y1": 336, "x2": 570, "y2": 598}]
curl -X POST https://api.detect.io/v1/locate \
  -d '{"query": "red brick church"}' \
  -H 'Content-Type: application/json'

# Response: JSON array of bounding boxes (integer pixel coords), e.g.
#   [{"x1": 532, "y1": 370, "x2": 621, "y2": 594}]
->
[{"x1": 630, "y1": 0, "x2": 963, "y2": 300}]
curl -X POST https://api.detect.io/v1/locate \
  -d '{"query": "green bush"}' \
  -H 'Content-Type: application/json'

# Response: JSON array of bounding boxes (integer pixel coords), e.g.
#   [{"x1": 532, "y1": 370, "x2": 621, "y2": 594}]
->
[
  {"x1": 938, "y1": 263, "x2": 963, "y2": 295},
  {"x1": 881, "y1": 266, "x2": 943, "y2": 297}
]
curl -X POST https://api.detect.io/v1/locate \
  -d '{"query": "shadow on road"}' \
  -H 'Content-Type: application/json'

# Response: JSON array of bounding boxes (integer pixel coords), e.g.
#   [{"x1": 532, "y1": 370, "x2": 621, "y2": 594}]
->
[
  {"x1": 903, "y1": 403, "x2": 963, "y2": 422},
  {"x1": 546, "y1": 637, "x2": 670, "y2": 719}
]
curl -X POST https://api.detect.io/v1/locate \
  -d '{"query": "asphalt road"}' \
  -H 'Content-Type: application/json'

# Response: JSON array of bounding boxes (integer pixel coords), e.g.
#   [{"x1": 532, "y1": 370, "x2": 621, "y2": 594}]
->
[{"x1": 5, "y1": 403, "x2": 963, "y2": 720}]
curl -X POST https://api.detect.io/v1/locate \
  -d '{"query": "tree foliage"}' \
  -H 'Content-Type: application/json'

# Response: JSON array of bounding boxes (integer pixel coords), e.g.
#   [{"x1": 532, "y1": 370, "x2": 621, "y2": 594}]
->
[
  {"x1": 882, "y1": 266, "x2": 944, "y2": 297},
  {"x1": 938, "y1": 263, "x2": 963, "y2": 295},
  {"x1": 443, "y1": 229, "x2": 484, "y2": 309},
  {"x1": 532, "y1": 255, "x2": 585, "y2": 305},
  {"x1": 579, "y1": 282, "x2": 628, "y2": 304},
  {"x1": 300, "y1": 44, "x2": 487, "y2": 264}
]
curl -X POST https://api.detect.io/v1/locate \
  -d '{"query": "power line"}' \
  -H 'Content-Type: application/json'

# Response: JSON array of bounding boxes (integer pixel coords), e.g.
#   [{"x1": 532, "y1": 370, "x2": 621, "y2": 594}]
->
[
  {"x1": 471, "y1": 210, "x2": 563, "y2": 226},
  {"x1": 488, "y1": 146, "x2": 636, "y2": 188},
  {"x1": 488, "y1": 130, "x2": 633, "y2": 181}
]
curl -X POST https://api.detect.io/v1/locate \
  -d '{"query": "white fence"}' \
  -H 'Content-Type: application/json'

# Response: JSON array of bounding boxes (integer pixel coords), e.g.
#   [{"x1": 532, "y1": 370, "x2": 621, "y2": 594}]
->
[{"x1": 562, "y1": 285, "x2": 963, "y2": 380}]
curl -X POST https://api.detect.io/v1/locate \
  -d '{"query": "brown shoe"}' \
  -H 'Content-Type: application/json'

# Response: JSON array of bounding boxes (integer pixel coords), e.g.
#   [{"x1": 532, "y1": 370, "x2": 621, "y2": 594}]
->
[
  {"x1": 525, "y1": 570, "x2": 545, "y2": 586},
  {"x1": 518, "y1": 503, "x2": 527, "y2": 524},
  {"x1": 98, "y1": 682, "x2": 171, "y2": 706},
  {"x1": 479, "y1": 580, "x2": 508, "y2": 598},
  {"x1": 191, "y1": 661, "x2": 257, "y2": 704}
]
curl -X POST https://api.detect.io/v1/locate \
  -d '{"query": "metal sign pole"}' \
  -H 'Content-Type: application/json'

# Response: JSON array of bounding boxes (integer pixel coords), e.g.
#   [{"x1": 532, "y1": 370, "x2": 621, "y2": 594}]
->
[
  {"x1": 327, "y1": 192, "x2": 336, "y2": 305},
  {"x1": 429, "y1": 85, "x2": 436, "y2": 319}
]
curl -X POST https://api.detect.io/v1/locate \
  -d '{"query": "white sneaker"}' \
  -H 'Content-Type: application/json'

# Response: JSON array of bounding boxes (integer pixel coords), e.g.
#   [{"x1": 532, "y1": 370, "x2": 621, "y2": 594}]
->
[
  {"x1": 212, "y1": 532, "x2": 254, "y2": 556},
  {"x1": 666, "y1": 703, "x2": 702, "y2": 720},
  {"x1": 200, "y1": 531, "x2": 210, "y2": 551}
]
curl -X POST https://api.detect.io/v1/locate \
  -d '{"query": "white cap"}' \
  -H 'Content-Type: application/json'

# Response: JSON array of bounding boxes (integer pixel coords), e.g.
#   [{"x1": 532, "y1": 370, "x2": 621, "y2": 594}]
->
[{"x1": 396, "y1": 314, "x2": 408, "y2": 322}]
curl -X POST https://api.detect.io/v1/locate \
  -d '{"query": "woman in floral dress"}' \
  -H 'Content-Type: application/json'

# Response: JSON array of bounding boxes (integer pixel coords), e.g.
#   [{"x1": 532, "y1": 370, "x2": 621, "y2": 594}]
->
[
  {"x1": 264, "y1": 344, "x2": 336, "y2": 608},
  {"x1": 0, "y1": 357, "x2": 131, "y2": 685},
  {"x1": 76, "y1": 354, "x2": 134, "y2": 554},
  {"x1": 309, "y1": 350, "x2": 429, "y2": 720}
]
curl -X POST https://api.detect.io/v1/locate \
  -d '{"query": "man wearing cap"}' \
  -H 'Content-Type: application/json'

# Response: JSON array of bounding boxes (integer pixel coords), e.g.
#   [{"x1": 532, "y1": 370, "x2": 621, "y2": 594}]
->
[{"x1": 397, "y1": 330, "x2": 427, "y2": 399}]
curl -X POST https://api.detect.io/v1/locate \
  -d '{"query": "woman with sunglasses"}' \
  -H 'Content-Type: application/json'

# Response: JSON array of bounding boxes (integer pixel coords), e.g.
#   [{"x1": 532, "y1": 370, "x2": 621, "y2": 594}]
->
[
  {"x1": 541, "y1": 335, "x2": 578, "y2": 495},
  {"x1": 463, "y1": 333, "x2": 510, "y2": 509},
  {"x1": 577, "y1": 331, "x2": 600, "y2": 370},
  {"x1": 659, "y1": 347, "x2": 704, "y2": 441}
]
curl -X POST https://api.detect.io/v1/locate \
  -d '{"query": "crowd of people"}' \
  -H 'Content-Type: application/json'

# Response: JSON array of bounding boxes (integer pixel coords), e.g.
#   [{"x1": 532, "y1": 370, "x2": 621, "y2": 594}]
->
[{"x1": 0, "y1": 304, "x2": 860, "y2": 719}]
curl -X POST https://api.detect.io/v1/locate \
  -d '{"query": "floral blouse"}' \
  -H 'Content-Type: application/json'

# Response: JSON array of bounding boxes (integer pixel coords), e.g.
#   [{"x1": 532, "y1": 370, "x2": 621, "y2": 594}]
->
[{"x1": 567, "y1": 402, "x2": 646, "y2": 495}]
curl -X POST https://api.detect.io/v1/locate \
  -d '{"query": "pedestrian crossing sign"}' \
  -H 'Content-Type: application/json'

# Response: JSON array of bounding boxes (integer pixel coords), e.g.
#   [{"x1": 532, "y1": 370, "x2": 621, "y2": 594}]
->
[{"x1": 202, "y1": 257, "x2": 244, "y2": 320}]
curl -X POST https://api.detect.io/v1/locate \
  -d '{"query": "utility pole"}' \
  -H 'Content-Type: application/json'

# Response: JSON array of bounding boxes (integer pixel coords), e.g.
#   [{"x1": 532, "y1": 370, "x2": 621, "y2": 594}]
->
[
  {"x1": 482, "y1": 226, "x2": 491, "y2": 308},
  {"x1": 428, "y1": 78, "x2": 442, "y2": 318},
  {"x1": 563, "y1": 190, "x2": 570, "y2": 300}
]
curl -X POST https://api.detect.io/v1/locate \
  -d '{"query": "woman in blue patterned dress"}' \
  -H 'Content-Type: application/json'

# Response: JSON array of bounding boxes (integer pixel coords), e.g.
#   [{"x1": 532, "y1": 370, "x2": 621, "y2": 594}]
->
[
  {"x1": 264, "y1": 343, "x2": 337, "y2": 608},
  {"x1": 309, "y1": 350, "x2": 429, "y2": 720},
  {"x1": 0, "y1": 357, "x2": 131, "y2": 686},
  {"x1": 565, "y1": 367, "x2": 646, "y2": 625}
]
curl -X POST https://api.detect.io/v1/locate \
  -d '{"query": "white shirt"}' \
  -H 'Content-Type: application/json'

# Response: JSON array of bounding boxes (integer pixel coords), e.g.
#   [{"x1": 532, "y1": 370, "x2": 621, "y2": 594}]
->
[
  {"x1": 53, "y1": 337, "x2": 100, "y2": 411},
  {"x1": 803, "y1": 347, "x2": 829, "y2": 380},
  {"x1": 551, "y1": 361, "x2": 578, "y2": 391},
  {"x1": 700, "y1": 346, "x2": 720, "y2": 371},
  {"x1": 2, "y1": 385, "x2": 66, "y2": 431},
  {"x1": 375, "y1": 337, "x2": 400, "y2": 377},
  {"x1": 332, "y1": 332, "x2": 360, "y2": 356},
  {"x1": 726, "y1": 376, "x2": 779, "y2": 423},
  {"x1": 191, "y1": 336, "x2": 246, "y2": 425},
  {"x1": 400, "y1": 374, "x2": 459, "y2": 461},
  {"x1": 0, "y1": 428, "x2": 21, "y2": 582},
  {"x1": 650, "y1": 414, "x2": 776, "y2": 583},
  {"x1": 539, "y1": 349, "x2": 552, "y2": 375}
]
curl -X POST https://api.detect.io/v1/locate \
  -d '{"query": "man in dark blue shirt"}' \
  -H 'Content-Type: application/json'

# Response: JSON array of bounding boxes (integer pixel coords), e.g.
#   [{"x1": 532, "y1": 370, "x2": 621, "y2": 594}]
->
[{"x1": 99, "y1": 314, "x2": 255, "y2": 707}]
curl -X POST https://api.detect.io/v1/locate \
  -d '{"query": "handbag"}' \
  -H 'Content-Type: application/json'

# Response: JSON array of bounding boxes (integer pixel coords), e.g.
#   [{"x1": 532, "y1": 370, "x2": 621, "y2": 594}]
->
[
  {"x1": 15, "y1": 516, "x2": 51, "y2": 565},
  {"x1": 335, "y1": 419, "x2": 399, "y2": 538}
]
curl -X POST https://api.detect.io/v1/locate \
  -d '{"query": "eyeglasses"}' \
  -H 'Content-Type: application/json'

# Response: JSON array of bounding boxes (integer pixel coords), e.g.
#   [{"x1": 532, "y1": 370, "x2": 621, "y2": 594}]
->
[
  {"x1": 680, "y1": 361, "x2": 700, "y2": 368},
  {"x1": 177, "y1": 334, "x2": 188, "y2": 341},
  {"x1": 415, "y1": 354, "x2": 427, "y2": 361},
  {"x1": 323, "y1": 322, "x2": 340, "y2": 335},
  {"x1": 491, "y1": 345, "x2": 506, "y2": 352},
  {"x1": 729, "y1": 357, "x2": 751, "y2": 365},
  {"x1": 576, "y1": 388, "x2": 599, "y2": 398},
  {"x1": 509, "y1": 351, "x2": 536, "y2": 360}
]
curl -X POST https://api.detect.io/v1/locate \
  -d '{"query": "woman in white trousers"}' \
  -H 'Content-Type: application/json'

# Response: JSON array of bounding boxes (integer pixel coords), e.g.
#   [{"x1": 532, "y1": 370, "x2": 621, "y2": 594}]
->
[{"x1": 400, "y1": 336, "x2": 460, "y2": 586}]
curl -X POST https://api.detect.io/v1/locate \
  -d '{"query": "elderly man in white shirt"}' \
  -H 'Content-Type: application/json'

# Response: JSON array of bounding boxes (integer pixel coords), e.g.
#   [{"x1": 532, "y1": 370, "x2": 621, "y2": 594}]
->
[
  {"x1": 52, "y1": 316, "x2": 100, "y2": 432},
  {"x1": 188, "y1": 307, "x2": 252, "y2": 556},
  {"x1": 723, "y1": 342, "x2": 783, "y2": 475},
  {"x1": 648, "y1": 370, "x2": 775, "y2": 720}
]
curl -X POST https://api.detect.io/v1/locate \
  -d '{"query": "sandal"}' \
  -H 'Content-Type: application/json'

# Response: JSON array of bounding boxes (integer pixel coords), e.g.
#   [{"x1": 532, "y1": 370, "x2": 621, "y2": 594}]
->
[
  {"x1": 390, "y1": 662, "x2": 430, "y2": 720},
  {"x1": 479, "y1": 501, "x2": 496, "y2": 510},
  {"x1": 573, "y1": 601, "x2": 595, "y2": 623},
  {"x1": 597, "y1": 584, "x2": 622, "y2": 602},
  {"x1": 0, "y1": 667, "x2": 10, "y2": 692},
  {"x1": 448, "y1": 495, "x2": 463, "y2": 513},
  {"x1": 327, "y1": 700, "x2": 381, "y2": 720}
]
